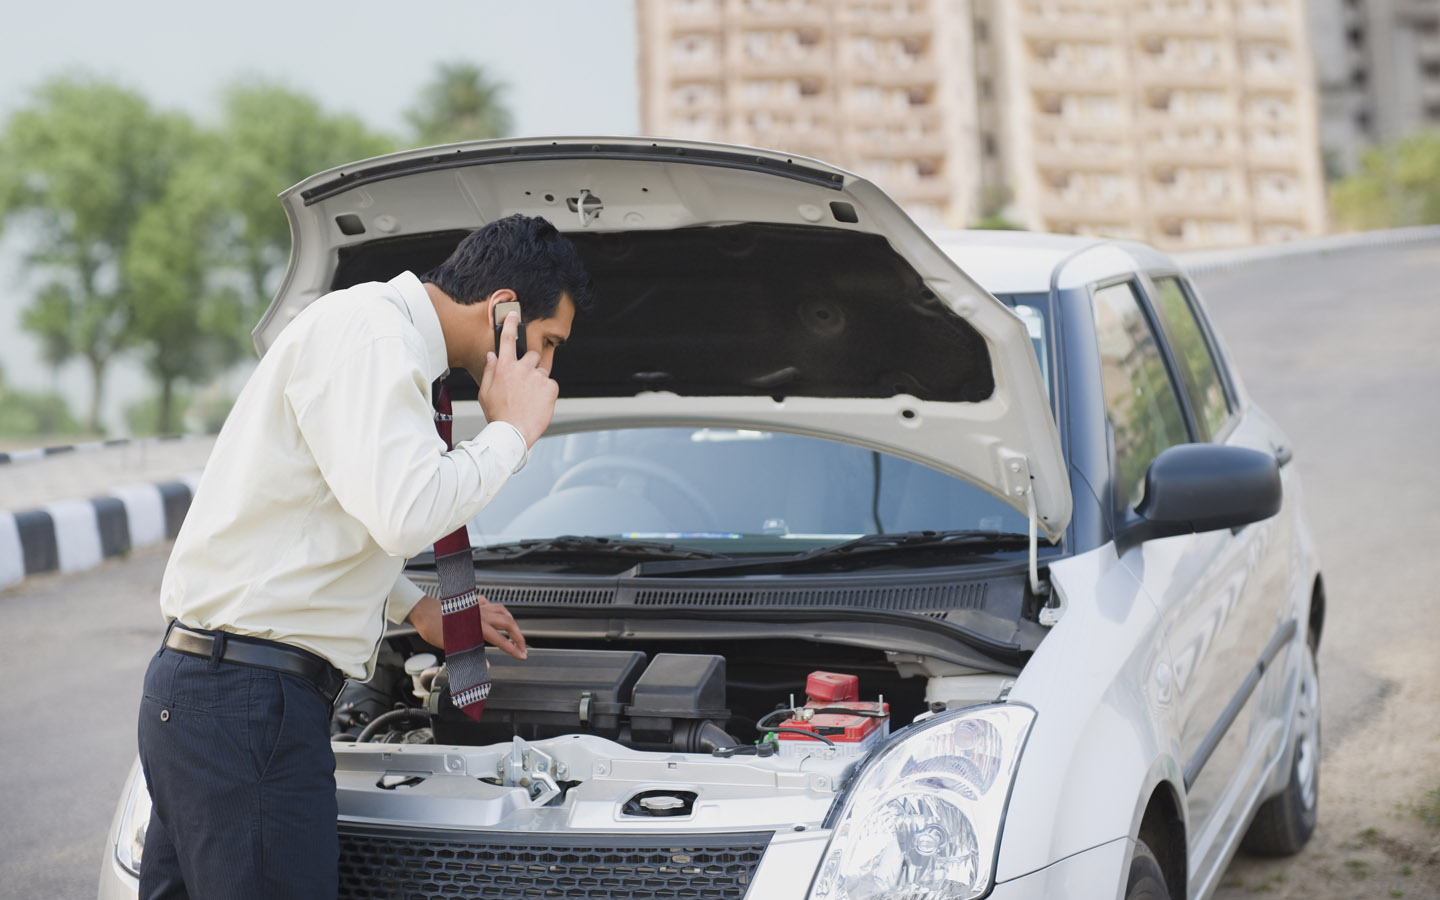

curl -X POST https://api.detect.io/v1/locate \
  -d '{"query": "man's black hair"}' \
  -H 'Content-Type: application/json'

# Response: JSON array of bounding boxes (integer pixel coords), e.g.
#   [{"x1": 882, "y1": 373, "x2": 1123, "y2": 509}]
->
[{"x1": 422, "y1": 214, "x2": 595, "y2": 319}]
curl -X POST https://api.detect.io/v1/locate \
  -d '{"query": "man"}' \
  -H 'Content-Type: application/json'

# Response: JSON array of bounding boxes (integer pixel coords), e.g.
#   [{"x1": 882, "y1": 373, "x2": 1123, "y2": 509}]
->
[{"x1": 135, "y1": 214, "x2": 594, "y2": 899}]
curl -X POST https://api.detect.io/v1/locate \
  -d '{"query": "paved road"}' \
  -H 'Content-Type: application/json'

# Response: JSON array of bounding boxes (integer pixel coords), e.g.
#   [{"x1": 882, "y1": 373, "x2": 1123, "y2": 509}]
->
[{"x1": 1, "y1": 241, "x2": 1436, "y2": 899}]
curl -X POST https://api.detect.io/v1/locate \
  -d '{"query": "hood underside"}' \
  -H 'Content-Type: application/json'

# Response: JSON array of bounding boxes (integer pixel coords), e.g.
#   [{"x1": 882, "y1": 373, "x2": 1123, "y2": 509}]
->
[
  {"x1": 334, "y1": 223, "x2": 995, "y2": 403},
  {"x1": 260, "y1": 137, "x2": 1072, "y2": 541}
]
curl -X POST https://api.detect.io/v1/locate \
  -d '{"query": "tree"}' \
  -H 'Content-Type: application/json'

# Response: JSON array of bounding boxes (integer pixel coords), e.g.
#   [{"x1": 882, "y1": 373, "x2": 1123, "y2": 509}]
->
[
  {"x1": 406, "y1": 62, "x2": 513, "y2": 146},
  {"x1": 212, "y1": 80, "x2": 395, "y2": 349},
  {"x1": 124, "y1": 147, "x2": 244, "y2": 434},
  {"x1": 1329, "y1": 129, "x2": 1440, "y2": 231},
  {"x1": 0, "y1": 74, "x2": 195, "y2": 433},
  {"x1": 970, "y1": 184, "x2": 1026, "y2": 231}
]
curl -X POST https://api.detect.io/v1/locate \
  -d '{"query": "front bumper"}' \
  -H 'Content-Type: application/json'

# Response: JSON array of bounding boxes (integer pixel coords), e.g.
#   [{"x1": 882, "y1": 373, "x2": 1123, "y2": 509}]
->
[{"x1": 100, "y1": 829, "x2": 1134, "y2": 900}]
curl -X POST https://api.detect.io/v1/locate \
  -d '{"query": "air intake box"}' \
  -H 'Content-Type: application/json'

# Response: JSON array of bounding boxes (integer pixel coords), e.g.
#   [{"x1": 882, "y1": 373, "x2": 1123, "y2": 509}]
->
[
  {"x1": 431, "y1": 648, "x2": 646, "y2": 746},
  {"x1": 625, "y1": 653, "x2": 731, "y2": 750}
]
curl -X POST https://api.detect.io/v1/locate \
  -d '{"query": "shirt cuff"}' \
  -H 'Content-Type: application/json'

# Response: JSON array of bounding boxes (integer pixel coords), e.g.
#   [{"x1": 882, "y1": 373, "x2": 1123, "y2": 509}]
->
[
  {"x1": 385, "y1": 575, "x2": 427, "y2": 625},
  {"x1": 484, "y1": 421, "x2": 530, "y2": 474}
]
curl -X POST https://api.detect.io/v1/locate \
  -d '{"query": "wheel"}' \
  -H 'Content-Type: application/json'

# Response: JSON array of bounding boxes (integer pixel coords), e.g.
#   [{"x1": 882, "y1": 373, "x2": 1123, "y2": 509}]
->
[
  {"x1": 1241, "y1": 635, "x2": 1320, "y2": 855},
  {"x1": 549, "y1": 455, "x2": 720, "y2": 526},
  {"x1": 1125, "y1": 838, "x2": 1170, "y2": 900}
]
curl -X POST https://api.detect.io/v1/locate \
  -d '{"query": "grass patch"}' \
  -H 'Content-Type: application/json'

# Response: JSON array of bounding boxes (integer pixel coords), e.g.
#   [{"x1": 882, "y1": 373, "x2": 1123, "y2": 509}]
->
[
  {"x1": 1413, "y1": 783, "x2": 1440, "y2": 829},
  {"x1": 1248, "y1": 871, "x2": 1287, "y2": 893},
  {"x1": 1345, "y1": 858, "x2": 1372, "y2": 879}
]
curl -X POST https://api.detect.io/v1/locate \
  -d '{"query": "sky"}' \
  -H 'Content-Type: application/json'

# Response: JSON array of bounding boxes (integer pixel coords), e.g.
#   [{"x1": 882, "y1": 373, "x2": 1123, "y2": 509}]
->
[{"x1": 0, "y1": 0, "x2": 640, "y2": 435}]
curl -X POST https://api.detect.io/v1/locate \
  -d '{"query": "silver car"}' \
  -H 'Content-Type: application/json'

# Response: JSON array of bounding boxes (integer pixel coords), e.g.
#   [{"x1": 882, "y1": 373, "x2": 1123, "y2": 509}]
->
[{"x1": 102, "y1": 137, "x2": 1322, "y2": 900}]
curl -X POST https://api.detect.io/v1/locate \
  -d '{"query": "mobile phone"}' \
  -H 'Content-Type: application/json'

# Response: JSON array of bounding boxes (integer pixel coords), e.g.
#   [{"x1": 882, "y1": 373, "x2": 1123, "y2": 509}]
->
[{"x1": 493, "y1": 300, "x2": 526, "y2": 359}]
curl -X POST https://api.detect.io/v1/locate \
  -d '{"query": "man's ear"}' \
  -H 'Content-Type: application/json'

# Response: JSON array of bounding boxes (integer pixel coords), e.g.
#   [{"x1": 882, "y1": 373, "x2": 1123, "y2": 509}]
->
[{"x1": 484, "y1": 289, "x2": 518, "y2": 327}]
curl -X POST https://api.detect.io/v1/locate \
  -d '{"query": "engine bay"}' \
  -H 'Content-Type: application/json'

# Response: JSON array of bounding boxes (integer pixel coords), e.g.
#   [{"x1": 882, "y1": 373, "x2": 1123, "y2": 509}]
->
[{"x1": 331, "y1": 635, "x2": 944, "y2": 758}]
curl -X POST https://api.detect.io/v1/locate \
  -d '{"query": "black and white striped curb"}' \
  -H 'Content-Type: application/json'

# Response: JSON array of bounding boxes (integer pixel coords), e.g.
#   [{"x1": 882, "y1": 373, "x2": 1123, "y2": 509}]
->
[
  {"x1": 0, "y1": 473, "x2": 200, "y2": 589},
  {"x1": 0, "y1": 433, "x2": 206, "y2": 466}
]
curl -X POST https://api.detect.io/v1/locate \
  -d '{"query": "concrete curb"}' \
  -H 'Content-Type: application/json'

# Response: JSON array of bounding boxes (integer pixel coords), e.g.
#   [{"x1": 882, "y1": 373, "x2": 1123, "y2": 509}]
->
[
  {"x1": 1176, "y1": 224, "x2": 1440, "y2": 277},
  {"x1": 0, "y1": 472, "x2": 201, "y2": 590},
  {"x1": 0, "y1": 433, "x2": 207, "y2": 466}
]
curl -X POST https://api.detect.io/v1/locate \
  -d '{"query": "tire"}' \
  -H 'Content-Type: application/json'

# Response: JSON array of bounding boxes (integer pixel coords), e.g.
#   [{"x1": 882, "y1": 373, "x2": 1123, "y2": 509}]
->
[
  {"x1": 1126, "y1": 839, "x2": 1171, "y2": 900},
  {"x1": 1241, "y1": 636, "x2": 1320, "y2": 856}
]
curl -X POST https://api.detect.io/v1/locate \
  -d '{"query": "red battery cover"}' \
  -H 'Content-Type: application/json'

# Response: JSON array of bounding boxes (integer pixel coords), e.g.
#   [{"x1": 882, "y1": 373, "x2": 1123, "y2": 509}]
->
[
  {"x1": 778, "y1": 671, "x2": 888, "y2": 743},
  {"x1": 805, "y1": 671, "x2": 859, "y2": 703}
]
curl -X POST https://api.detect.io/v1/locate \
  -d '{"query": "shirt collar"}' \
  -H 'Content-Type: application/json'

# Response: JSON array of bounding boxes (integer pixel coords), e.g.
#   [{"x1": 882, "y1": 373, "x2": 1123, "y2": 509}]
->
[{"x1": 388, "y1": 271, "x2": 450, "y2": 382}]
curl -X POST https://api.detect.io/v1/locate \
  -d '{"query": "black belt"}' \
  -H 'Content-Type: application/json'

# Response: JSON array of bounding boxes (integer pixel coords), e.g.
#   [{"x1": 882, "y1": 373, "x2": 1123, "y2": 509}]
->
[{"x1": 165, "y1": 624, "x2": 347, "y2": 704}]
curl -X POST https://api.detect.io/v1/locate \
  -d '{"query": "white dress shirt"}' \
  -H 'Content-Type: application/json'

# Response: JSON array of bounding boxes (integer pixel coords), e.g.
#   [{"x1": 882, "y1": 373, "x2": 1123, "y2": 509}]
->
[{"x1": 161, "y1": 272, "x2": 526, "y2": 680}]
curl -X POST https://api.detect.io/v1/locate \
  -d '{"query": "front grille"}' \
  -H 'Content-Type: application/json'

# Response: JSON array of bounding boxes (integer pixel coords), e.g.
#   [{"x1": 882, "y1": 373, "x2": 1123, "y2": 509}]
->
[{"x1": 337, "y1": 824, "x2": 772, "y2": 900}]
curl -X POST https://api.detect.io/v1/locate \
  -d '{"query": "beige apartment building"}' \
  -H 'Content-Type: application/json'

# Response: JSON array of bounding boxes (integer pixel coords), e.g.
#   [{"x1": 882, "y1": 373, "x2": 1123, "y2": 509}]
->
[{"x1": 636, "y1": 0, "x2": 1329, "y2": 249}]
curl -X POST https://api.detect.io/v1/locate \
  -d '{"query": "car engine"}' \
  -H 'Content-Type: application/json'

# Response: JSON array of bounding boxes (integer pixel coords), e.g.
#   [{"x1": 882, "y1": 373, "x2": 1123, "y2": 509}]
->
[{"x1": 330, "y1": 639, "x2": 910, "y2": 760}]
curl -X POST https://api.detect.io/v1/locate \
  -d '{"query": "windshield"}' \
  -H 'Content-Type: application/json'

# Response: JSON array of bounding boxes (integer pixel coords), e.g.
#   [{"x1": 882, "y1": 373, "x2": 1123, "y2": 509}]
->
[{"x1": 466, "y1": 427, "x2": 1030, "y2": 555}]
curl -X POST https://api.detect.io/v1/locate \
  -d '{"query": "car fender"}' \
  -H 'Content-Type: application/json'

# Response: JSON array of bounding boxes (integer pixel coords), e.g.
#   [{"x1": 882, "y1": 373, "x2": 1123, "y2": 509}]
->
[{"x1": 997, "y1": 543, "x2": 1187, "y2": 883}]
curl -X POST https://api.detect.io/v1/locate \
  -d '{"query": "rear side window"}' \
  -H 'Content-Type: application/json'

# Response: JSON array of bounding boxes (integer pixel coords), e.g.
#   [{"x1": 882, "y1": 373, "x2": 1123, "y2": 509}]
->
[
  {"x1": 1151, "y1": 276, "x2": 1233, "y2": 440},
  {"x1": 1091, "y1": 282, "x2": 1190, "y2": 511}
]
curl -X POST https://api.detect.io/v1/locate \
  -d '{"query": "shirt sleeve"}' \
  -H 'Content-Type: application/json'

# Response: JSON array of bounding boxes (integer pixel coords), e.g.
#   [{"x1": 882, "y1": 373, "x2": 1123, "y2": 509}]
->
[
  {"x1": 286, "y1": 334, "x2": 526, "y2": 558},
  {"x1": 385, "y1": 574, "x2": 428, "y2": 624}
]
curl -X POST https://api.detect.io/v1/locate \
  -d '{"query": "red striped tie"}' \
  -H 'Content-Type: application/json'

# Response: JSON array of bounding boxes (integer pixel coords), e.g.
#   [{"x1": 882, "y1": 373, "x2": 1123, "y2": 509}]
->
[{"x1": 432, "y1": 383, "x2": 490, "y2": 721}]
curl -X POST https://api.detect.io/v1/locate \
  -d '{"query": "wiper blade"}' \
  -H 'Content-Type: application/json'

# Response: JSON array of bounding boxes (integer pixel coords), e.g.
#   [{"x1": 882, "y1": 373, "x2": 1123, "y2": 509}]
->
[
  {"x1": 797, "y1": 529, "x2": 1032, "y2": 560},
  {"x1": 470, "y1": 535, "x2": 728, "y2": 563},
  {"x1": 634, "y1": 530, "x2": 1033, "y2": 577}
]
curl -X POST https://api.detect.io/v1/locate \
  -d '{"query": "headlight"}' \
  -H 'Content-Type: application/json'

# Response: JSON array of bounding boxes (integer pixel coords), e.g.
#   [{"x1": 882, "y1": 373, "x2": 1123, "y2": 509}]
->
[
  {"x1": 809, "y1": 704, "x2": 1035, "y2": 900},
  {"x1": 114, "y1": 767, "x2": 152, "y2": 877}
]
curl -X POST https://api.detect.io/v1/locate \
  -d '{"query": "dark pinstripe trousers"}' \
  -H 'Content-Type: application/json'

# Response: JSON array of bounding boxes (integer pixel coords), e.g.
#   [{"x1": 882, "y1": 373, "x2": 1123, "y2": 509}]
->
[{"x1": 136, "y1": 642, "x2": 338, "y2": 899}]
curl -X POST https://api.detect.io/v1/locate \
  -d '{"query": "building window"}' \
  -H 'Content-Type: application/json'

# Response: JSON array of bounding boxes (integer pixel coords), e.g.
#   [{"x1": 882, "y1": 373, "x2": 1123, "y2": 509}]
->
[
  {"x1": 980, "y1": 78, "x2": 993, "y2": 100},
  {"x1": 975, "y1": 19, "x2": 989, "y2": 42},
  {"x1": 983, "y1": 133, "x2": 997, "y2": 156}
]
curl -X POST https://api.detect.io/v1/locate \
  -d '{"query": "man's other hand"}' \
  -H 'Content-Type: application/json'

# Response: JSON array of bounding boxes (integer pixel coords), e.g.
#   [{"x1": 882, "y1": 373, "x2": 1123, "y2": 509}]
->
[
  {"x1": 478, "y1": 311, "x2": 557, "y2": 447},
  {"x1": 405, "y1": 593, "x2": 529, "y2": 660}
]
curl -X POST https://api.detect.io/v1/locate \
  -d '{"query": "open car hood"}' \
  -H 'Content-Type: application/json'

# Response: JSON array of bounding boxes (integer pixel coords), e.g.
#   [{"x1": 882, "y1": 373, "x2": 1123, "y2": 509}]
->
[{"x1": 257, "y1": 137, "x2": 1071, "y2": 541}]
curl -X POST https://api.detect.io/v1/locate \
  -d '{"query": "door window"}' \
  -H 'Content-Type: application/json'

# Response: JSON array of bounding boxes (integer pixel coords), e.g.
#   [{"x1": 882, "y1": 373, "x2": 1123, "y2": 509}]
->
[
  {"x1": 1091, "y1": 281, "x2": 1190, "y2": 510},
  {"x1": 1152, "y1": 276, "x2": 1233, "y2": 440}
]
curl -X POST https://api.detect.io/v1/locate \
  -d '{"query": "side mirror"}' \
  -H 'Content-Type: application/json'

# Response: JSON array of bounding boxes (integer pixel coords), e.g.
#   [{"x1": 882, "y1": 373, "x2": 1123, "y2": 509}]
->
[{"x1": 1118, "y1": 443, "x2": 1281, "y2": 551}]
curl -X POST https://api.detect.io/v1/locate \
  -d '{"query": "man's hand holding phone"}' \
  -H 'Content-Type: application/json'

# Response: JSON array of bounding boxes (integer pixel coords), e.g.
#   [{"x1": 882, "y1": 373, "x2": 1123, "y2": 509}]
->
[{"x1": 478, "y1": 309, "x2": 557, "y2": 447}]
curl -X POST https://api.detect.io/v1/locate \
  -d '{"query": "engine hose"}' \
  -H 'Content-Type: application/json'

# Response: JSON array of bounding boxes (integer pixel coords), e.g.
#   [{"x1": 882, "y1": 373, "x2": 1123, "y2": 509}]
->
[
  {"x1": 356, "y1": 708, "x2": 431, "y2": 744},
  {"x1": 756, "y1": 708, "x2": 793, "y2": 730}
]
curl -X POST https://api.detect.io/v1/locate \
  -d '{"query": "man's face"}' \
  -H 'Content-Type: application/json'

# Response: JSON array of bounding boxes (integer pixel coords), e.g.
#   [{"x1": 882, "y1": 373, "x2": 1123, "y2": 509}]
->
[{"x1": 523, "y1": 293, "x2": 575, "y2": 374}]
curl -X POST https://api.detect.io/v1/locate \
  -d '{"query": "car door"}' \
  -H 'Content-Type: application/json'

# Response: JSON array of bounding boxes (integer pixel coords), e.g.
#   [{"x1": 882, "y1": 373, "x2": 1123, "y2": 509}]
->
[
  {"x1": 1087, "y1": 277, "x2": 1285, "y2": 885},
  {"x1": 1145, "y1": 273, "x2": 1300, "y2": 852}
]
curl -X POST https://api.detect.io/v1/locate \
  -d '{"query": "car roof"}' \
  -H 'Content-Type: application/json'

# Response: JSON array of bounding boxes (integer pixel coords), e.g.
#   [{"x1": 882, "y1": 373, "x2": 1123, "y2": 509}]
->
[{"x1": 929, "y1": 230, "x2": 1183, "y2": 296}]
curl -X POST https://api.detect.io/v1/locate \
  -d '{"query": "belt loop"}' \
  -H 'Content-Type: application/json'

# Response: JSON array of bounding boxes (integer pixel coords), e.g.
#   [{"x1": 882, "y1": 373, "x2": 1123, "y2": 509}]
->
[{"x1": 209, "y1": 630, "x2": 227, "y2": 670}]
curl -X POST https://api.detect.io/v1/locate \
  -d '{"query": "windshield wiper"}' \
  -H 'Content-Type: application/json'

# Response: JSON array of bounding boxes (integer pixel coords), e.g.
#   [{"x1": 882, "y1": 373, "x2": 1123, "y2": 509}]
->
[
  {"x1": 468, "y1": 535, "x2": 729, "y2": 564},
  {"x1": 633, "y1": 530, "x2": 1034, "y2": 577}
]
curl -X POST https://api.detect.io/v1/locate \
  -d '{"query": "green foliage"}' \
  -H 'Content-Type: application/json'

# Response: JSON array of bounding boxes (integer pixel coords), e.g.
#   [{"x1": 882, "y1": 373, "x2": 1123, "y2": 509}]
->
[
  {"x1": 406, "y1": 62, "x2": 514, "y2": 146},
  {"x1": 0, "y1": 73, "x2": 195, "y2": 433},
  {"x1": 971, "y1": 184, "x2": 1026, "y2": 231},
  {"x1": 124, "y1": 147, "x2": 244, "y2": 434},
  {"x1": 0, "y1": 369, "x2": 82, "y2": 437},
  {"x1": 971, "y1": 213, "x2": 1026, "y2": 231},
  {"x1": 1330, "y1": 130, "x2": 1440, "y2": 230},
  {"x1": 212, "y1": 79, "x2": 396, "y2": 336}
]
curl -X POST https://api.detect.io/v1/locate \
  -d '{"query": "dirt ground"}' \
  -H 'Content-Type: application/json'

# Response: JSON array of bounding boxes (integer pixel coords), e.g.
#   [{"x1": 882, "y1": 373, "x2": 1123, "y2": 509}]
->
[{"x1": 1213, "y1": 635, "x2": 1440, "y2": 899}]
